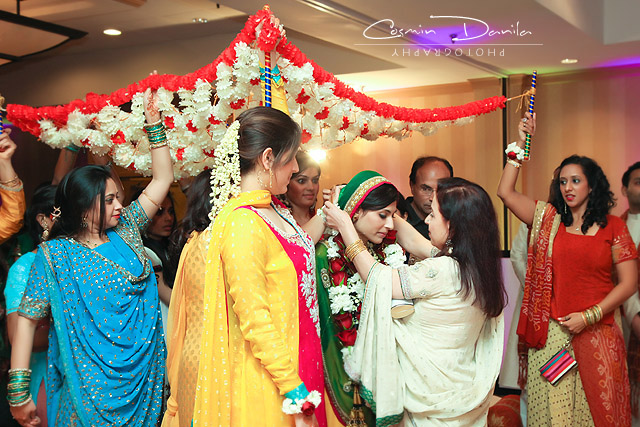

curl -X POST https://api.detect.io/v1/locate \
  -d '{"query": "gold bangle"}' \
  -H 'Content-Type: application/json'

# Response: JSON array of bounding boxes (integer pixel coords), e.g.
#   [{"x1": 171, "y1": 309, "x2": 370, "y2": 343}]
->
[
  {"x1": 345, "y1": 240, "x2": 367, "y2": 262},
  {"x1": 593, "y1": 304, "x2": 603, "y2": 323},
  {"x1": 0, "y1": 175, "x2": 19, "y2": 185},
  {"x1": 506, "y1": 159, "x2": 522, "y2": 169},
  {"x1": 144, "y1": 119, "x2": 162, "y2": 128},
  {"x1": 142, "y1": 190, "x2": 162, "y2": 209},
  {"x1": 583, "y1": 308, "x2": 593, "y2": 326},
  {"x1": 581, "y1": 312, "x2": 588, "y2": 327}
]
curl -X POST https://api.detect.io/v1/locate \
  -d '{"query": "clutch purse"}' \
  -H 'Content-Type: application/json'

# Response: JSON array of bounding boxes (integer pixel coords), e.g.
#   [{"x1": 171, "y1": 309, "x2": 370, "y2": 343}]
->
[{"x1": 539, "y1": 338, "x2": 577, "y2": 386}]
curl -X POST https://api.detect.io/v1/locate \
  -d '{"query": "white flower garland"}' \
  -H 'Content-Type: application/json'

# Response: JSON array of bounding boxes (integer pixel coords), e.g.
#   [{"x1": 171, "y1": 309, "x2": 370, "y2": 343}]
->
[
  {"x1": 281, "y1": 390, "x2": 322, "y2": 415},
  {"x1": 32, "y1": 42, "x2": 472, "y2": 178},
  {"x1": 207, "y1": 120, "x2": 241, "y2": 223}
]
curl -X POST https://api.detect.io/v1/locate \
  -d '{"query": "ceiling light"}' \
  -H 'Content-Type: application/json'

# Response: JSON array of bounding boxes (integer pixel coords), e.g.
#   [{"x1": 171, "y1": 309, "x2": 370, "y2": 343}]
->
[
  {"x1": 103, "y1": 29, "x2": 122, "y2": 36},
  {"x1": 308, "y1": 149, "x2": 327, "y2": 162},
  {"x1": 561, "y1": 58, "x2": 578, "y2": 64},
  {"x1": 192, "y1": 18, "x2": 208, "y2": 24}
]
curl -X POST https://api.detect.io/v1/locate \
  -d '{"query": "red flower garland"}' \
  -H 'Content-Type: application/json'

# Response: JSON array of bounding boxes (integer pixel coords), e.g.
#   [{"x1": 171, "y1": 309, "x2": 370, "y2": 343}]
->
[
  {"x1": 6, "y1": 7, "x2": 508, "y2": 140},
  {"x1": 326, "y1": 231, "x2": 399, "y2": 348}
]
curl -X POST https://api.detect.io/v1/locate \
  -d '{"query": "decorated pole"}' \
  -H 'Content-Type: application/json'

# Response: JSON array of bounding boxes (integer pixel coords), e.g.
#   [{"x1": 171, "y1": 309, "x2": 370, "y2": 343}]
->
[
  {"x1": 264, "y1": 52, "x2": 272, "y2": 108},
  {"x1": 523, "y1": 70, "x2": 536, "y2": 161}
]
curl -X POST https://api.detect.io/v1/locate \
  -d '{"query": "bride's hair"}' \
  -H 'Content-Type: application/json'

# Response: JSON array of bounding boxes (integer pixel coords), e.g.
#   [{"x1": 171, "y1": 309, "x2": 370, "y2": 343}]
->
[
  {"x1": 357, "y1": 183, "x2": 400, "y2": 214},
  {"x1": 435, "y1": 178, "x2": 505, "y2": 317}
]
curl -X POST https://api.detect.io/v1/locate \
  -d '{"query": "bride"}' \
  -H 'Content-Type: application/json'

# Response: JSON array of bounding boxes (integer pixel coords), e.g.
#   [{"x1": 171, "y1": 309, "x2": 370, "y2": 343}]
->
[
  {"x1": 323, "y1": 177, "x2": 505, "y2": 426},
  {"x1": 315, "y1": 170, "x2": 405, "y2": 425}
]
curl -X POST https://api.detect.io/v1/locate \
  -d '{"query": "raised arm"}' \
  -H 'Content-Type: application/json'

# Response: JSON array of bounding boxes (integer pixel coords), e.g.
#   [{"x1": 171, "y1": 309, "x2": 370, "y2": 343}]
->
[
  {"x1": 0, "y1": 131, "x2": 25, "y2": 244},
  {"x1": 497, "y1": 112, "x2": 537, "y2": 226},
  {"x1": 136, "y1": 85, "x2": 173, "y2": 219},
  {"x1": 323, "y1": 201, "x2": 404, "y2": 298},
  {"x1": 392, "y1": 214, "x2": 434, "y2": 259}
]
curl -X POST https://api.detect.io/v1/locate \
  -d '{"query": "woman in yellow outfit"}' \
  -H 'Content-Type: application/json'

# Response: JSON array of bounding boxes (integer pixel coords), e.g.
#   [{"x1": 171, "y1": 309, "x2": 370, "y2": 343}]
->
[{"x1": 190, "y1": 106, "x2": 327, "y2": 427}]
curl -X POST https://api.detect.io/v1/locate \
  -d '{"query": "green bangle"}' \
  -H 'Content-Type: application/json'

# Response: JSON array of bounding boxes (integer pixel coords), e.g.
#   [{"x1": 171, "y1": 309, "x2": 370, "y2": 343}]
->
[{"x1": 65, "y1": 144, "x2": 80, "y2": 153}]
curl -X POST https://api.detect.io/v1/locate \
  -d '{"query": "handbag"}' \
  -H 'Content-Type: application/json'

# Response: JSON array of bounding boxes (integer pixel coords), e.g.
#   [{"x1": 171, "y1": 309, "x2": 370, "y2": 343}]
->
[{"x1": 539, "y1": 337, "x2": 578, "y2": 386}]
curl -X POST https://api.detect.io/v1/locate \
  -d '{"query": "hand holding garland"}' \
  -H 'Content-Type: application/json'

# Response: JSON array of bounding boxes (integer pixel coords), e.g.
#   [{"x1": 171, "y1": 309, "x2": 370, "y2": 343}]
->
[
  {"x1": 497, "y1": 111, "x2": 537, "y2": 226},
  {"x1": 136, "y1": 74, "x2": 174, "y2": 220}
]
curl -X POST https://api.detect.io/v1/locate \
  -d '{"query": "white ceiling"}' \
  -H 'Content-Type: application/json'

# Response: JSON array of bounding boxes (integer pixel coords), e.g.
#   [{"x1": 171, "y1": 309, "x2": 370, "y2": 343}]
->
[{"x1": 1, "y1": 0, "x2": 640, "y2": 91}]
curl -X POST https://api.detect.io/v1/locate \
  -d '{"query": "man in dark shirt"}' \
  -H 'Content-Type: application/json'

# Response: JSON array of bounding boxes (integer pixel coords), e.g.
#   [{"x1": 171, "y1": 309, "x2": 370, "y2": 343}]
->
[{"x1": 405, "y1": 156, "x2": 453, "y2": 239}]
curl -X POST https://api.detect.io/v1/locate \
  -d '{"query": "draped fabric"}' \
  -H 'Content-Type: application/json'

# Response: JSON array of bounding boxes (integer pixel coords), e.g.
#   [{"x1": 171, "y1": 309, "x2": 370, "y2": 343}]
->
[
  {"x1": 315, "y1": 242, "x2": 375, "y2": 426},
  {"x1": 192, "y1": 191, "x2": 324, "y2": 426},
  {"x1": 348, "y1": 259, "x2": 503, "y2": 426},
  {"x1": 18, "y1": 201, "x2": 166, "y2": 427},
  {"x1": 521, "y1": 202, "x2": 637, "y2": 427},
  {"x1": 161, "y1": 230, "x2": 209, "y2": 427}
]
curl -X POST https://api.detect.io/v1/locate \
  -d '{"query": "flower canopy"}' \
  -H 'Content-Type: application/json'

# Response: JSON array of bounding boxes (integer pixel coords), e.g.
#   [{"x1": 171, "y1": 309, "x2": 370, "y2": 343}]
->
[{"x1": 6, "y1": 8, "x2": 508, "y2": 177}]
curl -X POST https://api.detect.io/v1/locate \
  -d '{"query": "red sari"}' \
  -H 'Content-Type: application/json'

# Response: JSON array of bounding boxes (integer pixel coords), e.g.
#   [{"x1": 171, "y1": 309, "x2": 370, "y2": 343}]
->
[{"x1": 519, "y1": 202, "x2": 637, "y2": 426}]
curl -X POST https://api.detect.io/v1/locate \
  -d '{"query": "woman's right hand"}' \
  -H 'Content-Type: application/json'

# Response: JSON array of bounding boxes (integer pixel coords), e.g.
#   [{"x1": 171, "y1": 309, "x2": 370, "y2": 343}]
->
[
  {"x1": 10, "y1": 400, "x2": 41, "y2": 426},
  {"x1": 0, "y1": 130, "x2": 17, "y2": 162},
  {"x1": 517, "y1": 111, "x2": 536, "y2": 145},
  {"x1": 294, "y1": 413, "x2": 318, "y2": 427}
]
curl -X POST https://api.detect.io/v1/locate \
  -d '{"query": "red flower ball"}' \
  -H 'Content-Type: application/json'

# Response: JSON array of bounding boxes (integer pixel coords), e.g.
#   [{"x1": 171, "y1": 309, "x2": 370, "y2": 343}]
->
[
  {"x1": 507, "y1": 151, "x2": 517, "y2": 160},
  {"x1": 329, "y1": 258, "x2": 344, "y2": 273},
  {"x1": 334, "y1": 313, "x2": 353, "y2": 330},
  {"x1": 337, "y1": 329, "x2": 357, "y2": 347},
  {"x1": 301, "y1": 401, "x2": 316, "y2": 417},
  {"x1": 332, "y1": 271, "x2": 347, "y2": 287}
]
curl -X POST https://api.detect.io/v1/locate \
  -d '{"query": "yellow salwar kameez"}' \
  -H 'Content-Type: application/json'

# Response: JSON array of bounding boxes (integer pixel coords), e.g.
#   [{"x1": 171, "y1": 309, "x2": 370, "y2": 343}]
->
[
  {"x1": 162, "y1": 230, "x2": 209, "y2": 427},
  {"x1": 192, "y1": 191, "x2": 309, "y2": 426}
]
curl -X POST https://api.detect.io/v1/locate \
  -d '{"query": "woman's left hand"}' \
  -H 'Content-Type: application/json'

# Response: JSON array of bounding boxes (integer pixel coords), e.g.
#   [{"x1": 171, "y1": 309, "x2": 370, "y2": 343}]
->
[
  {"x1": 143, "y1": 71, "x2": 161, "y2": 123},
  {"x1": 558, "y1": 312, "x2": 586, "y2": 334},
  {"x1": 322, "y1": 201, "x2": 353, "y2": 237}
]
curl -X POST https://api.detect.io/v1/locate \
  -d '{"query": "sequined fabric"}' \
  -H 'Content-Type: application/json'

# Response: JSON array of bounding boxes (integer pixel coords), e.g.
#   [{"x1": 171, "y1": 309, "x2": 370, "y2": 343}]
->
[{"x1": 18, "y1": 201, "x2": 166, "y2": 427}]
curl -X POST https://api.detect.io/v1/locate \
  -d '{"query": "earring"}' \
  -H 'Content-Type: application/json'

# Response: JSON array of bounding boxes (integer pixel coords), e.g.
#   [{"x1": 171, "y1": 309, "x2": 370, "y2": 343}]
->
[
  {"x1": 268, "y1": 168, "x2": 273, "y2": 190},
  {"x1": 256, "y1": 170, "x2": 267, "y2": 190},
  {"x1": 41, "y1": 222, "x2": 49, "y2": 241},
  {"x1": 81, "y1": 216, "x2": 88, "y2": 228},
  {"x1": 445, "y1": 238, "x2": 453, "y2": 255},
  {"x1": 563, "y1": 203, "x2": 567, "y2": 215}
]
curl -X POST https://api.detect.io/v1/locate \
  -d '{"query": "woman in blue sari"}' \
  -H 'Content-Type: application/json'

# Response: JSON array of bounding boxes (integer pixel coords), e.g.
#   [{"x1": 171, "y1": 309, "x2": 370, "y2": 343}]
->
[{"x1": 8, "y1": 88, "x2": 173, "y2": 427}]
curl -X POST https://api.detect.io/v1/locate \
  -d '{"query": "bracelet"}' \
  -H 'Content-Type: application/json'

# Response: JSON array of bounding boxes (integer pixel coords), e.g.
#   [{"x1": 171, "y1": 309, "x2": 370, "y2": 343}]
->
[
  {"x1": 0, "y1": 175, "x2": 19, "y2": 185},
  {"x1": 142, "y1": 190, "x2": 162, "y2": 209},
  {"x1": 7, "y1": 368, "x2": 32, "y2": 407},
  {"x1": 345, "y1": 240, "x2": 367, "y2": 262},
  {"x1": 65, "y1": 144, "x2": 80, "y2": 153},
  {"x1": 316, "y1": 208, "x2": 327, "y2": 225},
  {"x1": 505, "y1": 141, "x2": 526, "y2": 161},
  {"x1": 149, "y1": 141, "x2": 168, "y2": 150},
  {"x1": 506, "y1": 159, "x2": 522, "y2": 169},
  {"x1": 282, "y1": 390, "x2": 322, "y2": 416},
  {"x1": 144, "y1": 119, "x2": 162, "y2": 128},
  {"x1": 582, "y1": 304, "x2": 603, "y2": 326}
]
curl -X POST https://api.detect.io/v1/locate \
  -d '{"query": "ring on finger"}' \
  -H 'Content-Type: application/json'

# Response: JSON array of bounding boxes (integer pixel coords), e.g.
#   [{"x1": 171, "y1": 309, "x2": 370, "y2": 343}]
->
[{"x1": 522, "y1": 118, "x2": 528, "y2": 123}]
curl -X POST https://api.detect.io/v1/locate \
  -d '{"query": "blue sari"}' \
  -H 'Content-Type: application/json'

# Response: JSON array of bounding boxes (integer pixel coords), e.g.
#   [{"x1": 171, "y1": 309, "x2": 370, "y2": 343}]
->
[{"x1": 18, "y1": 201, "x2": 166, "y2": 427}]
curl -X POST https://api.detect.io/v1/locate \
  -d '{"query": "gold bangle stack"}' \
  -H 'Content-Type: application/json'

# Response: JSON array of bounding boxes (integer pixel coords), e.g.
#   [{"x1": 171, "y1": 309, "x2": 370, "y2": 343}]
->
[
  {"x1": 345, "y1": 240, "x2": 367, "y2": 262},
  {"x1": 581, "y1": 304, "x2": 603, "y2": 326},
  {"x1": 506, "y1": 159, "x2": 522, "y2": 169},
  {"x1": 7, "y1": 368, "x2": 32, "y2": 407},
  {"x1": 144, "y1": 120, "x2": 167, "y2": 149}
]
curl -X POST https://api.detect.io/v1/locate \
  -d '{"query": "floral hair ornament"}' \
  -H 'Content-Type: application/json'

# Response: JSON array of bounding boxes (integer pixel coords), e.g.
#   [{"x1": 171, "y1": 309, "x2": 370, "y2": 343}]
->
[
  {"x1": 50, "y1": 206, "x2": 62, "y2": 222},
  {"x1": 208, "y1": 120, "x2": 242, "y2": 222}
]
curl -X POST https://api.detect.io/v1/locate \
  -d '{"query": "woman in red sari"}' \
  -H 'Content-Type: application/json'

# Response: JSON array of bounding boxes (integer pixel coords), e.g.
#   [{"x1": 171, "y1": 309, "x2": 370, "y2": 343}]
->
[{"x1": 498, "y1": 113, "x2": 638, "y2": 426}]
